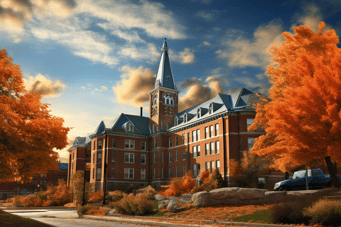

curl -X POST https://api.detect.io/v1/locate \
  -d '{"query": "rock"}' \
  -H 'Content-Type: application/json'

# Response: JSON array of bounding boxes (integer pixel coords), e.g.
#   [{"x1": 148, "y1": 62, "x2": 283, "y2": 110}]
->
[
  {"x1": 167, "y1": 196, "x2": 188, "y2": 204},
  {"x1": 264, "y1": 191, "x2": 287, "y2": 202},
  {"x1": 192, "y1": 191, "x2": 215, "y2": 207},
  {"x1": 209, "y1": 187, "x2": 240, "y2": 200},
  {"x1": 108, "y1": 209, "x2": 117, "y2": 215},
  {"x1": 182, "y1": 194, "x2": 193, "y2": 202},
  {"x1": 158, "y1": 200, "x2": 171, "y2": 209},
  {"x1": 236, "y1": 188, "x2": 267, "y2": 200},
  {"x1": 166, "y1": 200, "x2": 186, "y2": 213},
  {"x1": 104, "y1": 209, "x2": 111, "y2": 215},
  {"x1": 154, "y1": 194, "x2": 166, "y2": 201}
]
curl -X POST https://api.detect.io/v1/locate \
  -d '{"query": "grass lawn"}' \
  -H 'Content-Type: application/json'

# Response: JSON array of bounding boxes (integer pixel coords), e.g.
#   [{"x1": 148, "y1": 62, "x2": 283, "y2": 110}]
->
[
  {"x1": 0, "y1": 210, "x2": 51, "y2": 227},
  {"x1": 232, "y1": 209, "x2": 272, "y2": 223},
  {"x1": 152, "y1": 200, "x2": 158, "y2": 210}
]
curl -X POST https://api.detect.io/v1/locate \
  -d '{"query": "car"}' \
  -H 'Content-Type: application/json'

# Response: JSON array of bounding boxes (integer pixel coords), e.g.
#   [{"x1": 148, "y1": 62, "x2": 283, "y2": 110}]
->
[{"x1": 274, "y1": 169, "x2": 340, "y2": 191}]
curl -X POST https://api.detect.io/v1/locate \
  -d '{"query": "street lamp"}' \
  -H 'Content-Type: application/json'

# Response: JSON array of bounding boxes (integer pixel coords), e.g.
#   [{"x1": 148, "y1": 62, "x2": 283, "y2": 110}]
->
[{"x1": 102, "y1": 131, "x2": 108, "y2": 206}]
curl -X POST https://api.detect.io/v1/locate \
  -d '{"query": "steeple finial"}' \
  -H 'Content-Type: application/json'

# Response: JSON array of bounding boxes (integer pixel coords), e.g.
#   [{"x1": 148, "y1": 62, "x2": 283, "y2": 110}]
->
[{"x1": 155, "y1": 39, "x2": 175, "y2": 89}]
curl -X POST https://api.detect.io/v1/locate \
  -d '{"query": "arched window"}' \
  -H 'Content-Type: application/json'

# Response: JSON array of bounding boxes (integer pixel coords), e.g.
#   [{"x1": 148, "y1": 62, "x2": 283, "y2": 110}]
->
[
  {"x1": 153, "y1": 95, "x2": 158, "y2": 105},
  {"x1": 163, "y1": 93, "x2": 174, "y2": 106}
]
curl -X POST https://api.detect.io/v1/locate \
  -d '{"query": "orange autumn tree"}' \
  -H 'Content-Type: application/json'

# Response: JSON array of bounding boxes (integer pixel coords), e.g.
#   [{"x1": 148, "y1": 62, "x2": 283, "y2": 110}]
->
[
  {"x1": 249, "y1": 22, "x2": 341, "y2": 187},
  {"x1": 0, "y1": 49, "x2": 70, "y2": 181}
]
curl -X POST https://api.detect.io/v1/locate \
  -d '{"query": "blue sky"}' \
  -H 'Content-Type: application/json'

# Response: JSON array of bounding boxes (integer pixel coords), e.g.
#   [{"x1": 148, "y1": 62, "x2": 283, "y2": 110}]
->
[{"x1": 1, "y1": 0, "x2": 341, "y2": 162}]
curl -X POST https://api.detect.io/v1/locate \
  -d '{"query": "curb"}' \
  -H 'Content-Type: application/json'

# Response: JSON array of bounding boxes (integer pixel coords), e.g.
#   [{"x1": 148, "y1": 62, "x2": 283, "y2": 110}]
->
[{"x1": 83, "y1": 215, "x2": 300, "y2": 227}]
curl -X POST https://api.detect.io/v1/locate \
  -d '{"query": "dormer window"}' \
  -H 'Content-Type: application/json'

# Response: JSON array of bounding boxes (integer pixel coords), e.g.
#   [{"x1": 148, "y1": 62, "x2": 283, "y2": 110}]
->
[
  {"x1": 163, "y1": 93, "x2": 174, "y2": 106},
  {"x1": 174, "y1": 118, "x2": 177, "y2": 126},
  {"x1": 124, "y1": 122, "x2": 134, "y2": 133},
  {"x1": 183, "y1": 113, "x2": 187, "y2": 123},
  {"x1": 197, "y1": 108, "x2": 201, "y2": 118},
  {"x1": 209, "y1": 103, "x2": 214, "y2": 114}
]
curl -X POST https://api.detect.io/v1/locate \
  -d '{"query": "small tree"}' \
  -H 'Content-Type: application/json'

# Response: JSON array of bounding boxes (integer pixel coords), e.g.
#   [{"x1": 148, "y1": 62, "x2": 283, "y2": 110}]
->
[
  {"x1": 211, "y1": 168, "x2": 225, "y2": 188},
  {"x1": 72, "y1": 171, "x2": 92, "y2": 205}
]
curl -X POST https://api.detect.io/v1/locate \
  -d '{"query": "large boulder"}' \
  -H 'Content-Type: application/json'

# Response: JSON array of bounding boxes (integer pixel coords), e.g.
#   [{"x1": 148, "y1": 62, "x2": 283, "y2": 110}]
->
[
  {"x1": 264, "y1": 191, "x2": 287, "y2": 202},
  {"x1": 209, "y1": 187, "x2": 239, "y2": 200},
  {"x1": 182, "y1": 194, "x2": 193, "y2": 202},
  {"x1": 167, "y1": 200, "x2": 186, "y2": 213},
  {"x1": 167, "y1": 196, "x2": 188, "y2": 204},
  {"x1": 158, "y1": 200, "x2": 171, "y2": 209},
  {"x1": 236, "y1": 188, "x2": 266, "y2": 200},
  {"x1": 192, "y1": 191, "x2": 216, "y2": 207},
  {"x1": 154, "y1": 194, "x2": 166, "y2": 201}
]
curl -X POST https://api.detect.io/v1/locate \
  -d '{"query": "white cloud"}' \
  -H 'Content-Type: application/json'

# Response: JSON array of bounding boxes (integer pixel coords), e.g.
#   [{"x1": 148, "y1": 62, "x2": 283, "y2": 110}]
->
[
  {"x1": 169, "y1": 48, "x2": 196, "y2": 64},
  {"x1": 101, "y1": 86, "x2": 108, "y2": 90},
  {"x1": 196, "y1": 11, "x2": 215, "y2": 20},
  {"x1": 23, "y1": 74, "x2": 66, "y2": 98},
  {"x1": 233, "y1": 74, "x2": 272, "y2": 95},
  {"x1": 216, "y1": 19, "x2": 285, "y2": 69}
]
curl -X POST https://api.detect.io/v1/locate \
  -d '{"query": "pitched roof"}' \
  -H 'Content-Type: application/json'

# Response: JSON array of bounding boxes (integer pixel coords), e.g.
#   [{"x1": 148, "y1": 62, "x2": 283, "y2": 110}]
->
[
  {"x1": 154, "y1": 39, "x2": 176, "y2": 90},
  {"x1": 109, "y1": 113, "x2": 151, "y2": 136},
  {"x1": 171, "y1": 87, "x2": 261, "y2": 130}
]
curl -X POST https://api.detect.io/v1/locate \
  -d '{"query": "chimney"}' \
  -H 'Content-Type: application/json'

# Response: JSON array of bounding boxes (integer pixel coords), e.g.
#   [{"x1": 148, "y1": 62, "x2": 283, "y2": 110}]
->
[{"x1": 140, "y1": 107, "x2": 143, "y2": 117}]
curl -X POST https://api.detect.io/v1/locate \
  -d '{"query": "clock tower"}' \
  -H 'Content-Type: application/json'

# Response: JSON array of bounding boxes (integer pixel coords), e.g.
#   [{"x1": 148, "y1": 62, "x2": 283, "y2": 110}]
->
[{"x1": 148, "y1": 39, "x2": 180, "y2": 133}]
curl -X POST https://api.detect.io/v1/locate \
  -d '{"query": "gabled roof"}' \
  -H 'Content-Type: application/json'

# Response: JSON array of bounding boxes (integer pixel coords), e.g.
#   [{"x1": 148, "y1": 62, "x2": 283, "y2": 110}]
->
[
  {"x1": 109, "y1": 113, "x2": 151, "y2": 136},
  {"x1": 170, "y1": 87, "x2": 262, "y2": 130},
  {"x1": 69, "y1": 135, "x2": 91, "y2": 151},
  {"x1": 154, "y1": 39, "x2": 176, "y2": 90},
  {"x1": 93, "y1": 121, "x2": 106, "y2": 135}
]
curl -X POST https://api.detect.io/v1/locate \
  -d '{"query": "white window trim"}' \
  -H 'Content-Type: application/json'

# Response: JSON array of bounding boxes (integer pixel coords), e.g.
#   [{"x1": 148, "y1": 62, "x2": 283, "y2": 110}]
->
[{"x1": 124, "y1": 153, "x2": 135, "y2": 163}]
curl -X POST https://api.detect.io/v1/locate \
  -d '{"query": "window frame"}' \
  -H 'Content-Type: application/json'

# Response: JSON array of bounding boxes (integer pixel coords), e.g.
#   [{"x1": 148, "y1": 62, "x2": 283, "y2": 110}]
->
[
  {"x1": 169, "y1": 151, "x2": 172, "y2": 163},
  {"x1": 124, "y1": 168, "x2": 134, "y2": 179},
  {"x1": 124, "y1": 153, "x2": 135, "y2": 163},
  {"x1": 141, "y1": 154, "x2": 146, "y2": 165},
  {"x1": 141, "y1": 169, "x2": 146, "y2": 180},
  {"x1": 141, "y1": 141, "x2": 146, "y2": 151}
]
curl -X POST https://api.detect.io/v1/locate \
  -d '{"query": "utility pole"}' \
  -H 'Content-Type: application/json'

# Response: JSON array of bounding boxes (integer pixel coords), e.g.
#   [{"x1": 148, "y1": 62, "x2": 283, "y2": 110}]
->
[
  {"x1": 102, "y1": 131, "x2": 108, "y2": 206},
  {"x1": 82, "y1": 151, "x2": 87, "y2": 206}
]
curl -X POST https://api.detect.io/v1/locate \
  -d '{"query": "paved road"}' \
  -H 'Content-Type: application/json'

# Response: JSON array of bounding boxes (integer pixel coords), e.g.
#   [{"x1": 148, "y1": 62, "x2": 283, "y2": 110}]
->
[{"x1": 5, "y1": 209, "x2": 155, "y2": 227}]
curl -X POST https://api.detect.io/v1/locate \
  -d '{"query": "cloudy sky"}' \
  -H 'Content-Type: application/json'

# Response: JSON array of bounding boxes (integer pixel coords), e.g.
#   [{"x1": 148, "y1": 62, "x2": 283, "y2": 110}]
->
[{"x1": 1, "y1": 0, "x2": 341, "y2": 162}]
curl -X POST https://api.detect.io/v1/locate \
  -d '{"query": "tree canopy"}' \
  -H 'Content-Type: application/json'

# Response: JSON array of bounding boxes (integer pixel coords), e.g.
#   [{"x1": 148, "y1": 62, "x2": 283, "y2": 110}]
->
[
  {"x1": 249, "y1": 22, "x2": 341, "y2": 187},
  {"x1": 0, "y1": 49, "x2": 70, "y2": 181}
]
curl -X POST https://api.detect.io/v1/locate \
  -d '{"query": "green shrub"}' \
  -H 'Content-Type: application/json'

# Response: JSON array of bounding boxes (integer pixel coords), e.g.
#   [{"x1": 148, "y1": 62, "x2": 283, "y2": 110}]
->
[
  {"x1": 303, "y1": 199, "x2": 341, "y2": 227},
  {"x1": 111, "y1": 194, "x2": 153, "y2": 215}
]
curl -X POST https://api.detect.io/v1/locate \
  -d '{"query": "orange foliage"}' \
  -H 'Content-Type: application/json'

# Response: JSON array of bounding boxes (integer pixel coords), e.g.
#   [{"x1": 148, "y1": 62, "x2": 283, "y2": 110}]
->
[
  {"x1": 200, "y1": 171, "x2": 210, "y2": 183},
  {"x1": 249, "y1": 22, "x2": 341, "y2": 173},
  {"x1": 88, "y1": 190, "x2": 104, "y2": 202},
  {"x1": 0, "y1": 49, "x2": 70, "y2": 181},
  {"x1": 45, "y1": 179, "x2": 72, "y2": 206},
  {"x1": 161, "y1": 172, "x2": 196, "y2": 197}
]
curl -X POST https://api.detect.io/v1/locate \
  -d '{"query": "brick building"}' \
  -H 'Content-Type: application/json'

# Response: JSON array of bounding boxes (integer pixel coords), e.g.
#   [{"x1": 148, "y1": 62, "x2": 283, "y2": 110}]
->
[
  {"x1": 68, "y1": 39, "x2": 285, "y2": 191},
  {"x1": 0, "y1": 162, "x2": 68, "y2": 200}
]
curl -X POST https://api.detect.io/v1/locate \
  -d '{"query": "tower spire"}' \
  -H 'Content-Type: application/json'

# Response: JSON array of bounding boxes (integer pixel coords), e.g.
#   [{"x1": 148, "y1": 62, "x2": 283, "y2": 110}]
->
[{"x1": 154, "y1": 38, "x2": 176, "y2": 90}]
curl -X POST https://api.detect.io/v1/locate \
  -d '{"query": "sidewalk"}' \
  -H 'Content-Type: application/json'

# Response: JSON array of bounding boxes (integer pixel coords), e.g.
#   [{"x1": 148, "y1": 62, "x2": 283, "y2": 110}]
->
[{"x1": 83, "y1": 214, "x2": 300, "y2": 227}]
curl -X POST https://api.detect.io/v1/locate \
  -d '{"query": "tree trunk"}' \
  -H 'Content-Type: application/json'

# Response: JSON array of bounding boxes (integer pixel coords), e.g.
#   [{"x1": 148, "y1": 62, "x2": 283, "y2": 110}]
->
[{"x1": 325, "y1": 156, "x2": 340, "y2": 188}]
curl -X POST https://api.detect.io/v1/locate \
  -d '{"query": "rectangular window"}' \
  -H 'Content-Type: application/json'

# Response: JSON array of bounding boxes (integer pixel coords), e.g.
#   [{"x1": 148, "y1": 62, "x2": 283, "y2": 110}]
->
[
  {"x1": 97, "y1": 153, "x2": 102, "y2": 163},
  {"x1": 192, "y1": 131, "x2": 196, "y2": 142},
  {"x1": 98, "y1": 140, "x2": 102, "y2": 150},
  {"x1": 169, "y1": 168, "x2": 172, "y2": 178},
  {"x1": 162, "y1": 167, "x2": 164, "y2": 178},
  {"x1": 93, "y1": 141, "x2": 96, "y2": 150},
  {"x1": 210, "y1": 125, "x2": 214, "y2": 137},
  {"x1": 141, "y1": 141, "x2": 146, "y2": 151},
  {"x1": 169, "y1": 138, "x2": 172, "y2": 147},
  {"x1": 183, "y1": 165, "x2": 186, "y2": 176},
  {"x1": 141, "y1": 169, "x2": 146, "y2": 180},
  {"x1": 176, "y1": 150, "x2": 178, "y2": 161},
  {"x1": 210, "y1": 142, "x2": 214, "y2": 155},
  {"x1": 197, "y1": 163, "x2": 201, "y2": 176},
  {"x1": 97, "y1": 168, "x2": 101, "y2": 179},
  {"x1": 182, "y1": 149, "x2": 186, "y2": 160},
  {"x1": 112, "y1": 138, "x2": 116, "y2": 148},
  {"x1": 215, "y1": 124, "x2": 219, "y2": 135},
  {"x1": 176, "y1": 166, "x2": 178, "y2": 177},
  {"x1": 141, "y1": 154, "x2": 146, "y2": 164},
  {"x1": 247, "y1": 119, "x2": 254, "y2": 131},
  {"x1": 193, "y1": 146, "x2": 196, "y2": 158},
  {"x1": 124, "y1": 168, "x2": 134, "y2": 179},
  {"x1": 248, "y1": 138, "x2": 255, "y2": 151},
  {"x1": 215, "y1": 141, "x2": 219, "y2": 154},
  {"x1": 205, "y1": 143, "x2": 209, "y2": 155},
  {"x1": 154, "y1": 168, "x2": 156, "y2": 179},
  {"x1": 182, "y1": 134, "x2": 185, "y2": 144},
  {"x1": 197, "y1": 145, "x2": 201, "y2": 157},
  {"x1": 187, "y1": 133, "x2": 190, "y2": 143},
  {"x1": 169, "y1": 151, "x2": 172, "y2": 163},
  {"x1": 205, "y1": 161, "x2": 210, "y2": 171},
  {"x1": 196, "y1": 129, "x2": 200, "y2": 141},
  {"x1": 154, "y1": 138, "x2": 157, "y2": 148},
  {"x1": 216, "y1": 160, "x2": 220, "y2": 170},
  {"x1": 93, "y1": 154, "x2": 95, "y2": 163},
  {"x1": 193, "y1": 164, "x2": 197, "y2": 176},
  {"x1": 205, "y1": 127, "x2": 209, "y2": 138},
  {"x1": 92, "y1": 168, "x2": 94, "y2": 179},
  {"x1": 154, "y1": 153, "x2": 156, "y2": 163},
  {"x1": 125, "y1": 139, "x2": 135, "y2": 149},
  {"x1": 111, "y1": 167, "x2": 115, "y2": 178},
  {"x1": 162, "y1": 152, "x2": 164, "y2": 163},
  {"x1": 111, "y1": 151, "x2": 116, "y2": 162},
  {"x1": 211, "y1": 161, "x2": 215, "y2": 173},
  {"x1": 175, "y1": 136, "x2": 178, "y2": 146},
  {"x1": 124, "y1": 153, "x2": 135, "y2": 163}
]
